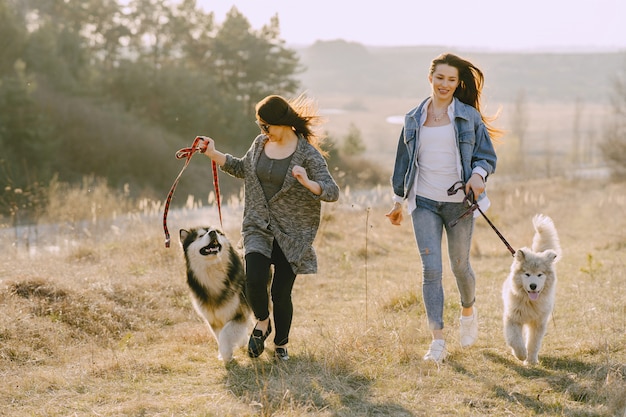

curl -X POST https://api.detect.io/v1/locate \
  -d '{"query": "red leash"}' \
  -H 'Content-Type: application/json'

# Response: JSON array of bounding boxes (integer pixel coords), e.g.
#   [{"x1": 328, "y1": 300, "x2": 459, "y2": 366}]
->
[
  {"x1": 212, "y1": 158, "x2": 223, "y2": 231},
  {"x1": 162, "y1": 136, "x2": 223, "y2": 248}
]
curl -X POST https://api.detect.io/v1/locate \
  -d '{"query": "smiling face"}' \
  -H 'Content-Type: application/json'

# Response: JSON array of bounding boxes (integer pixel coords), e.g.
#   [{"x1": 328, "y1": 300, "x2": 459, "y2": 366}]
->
[
  {"x1": 429, "y1": 63, "x2": 460, "y2": 103},
  {"x1": 512, "y1": 248, "x2": 558, "y2": 301}
]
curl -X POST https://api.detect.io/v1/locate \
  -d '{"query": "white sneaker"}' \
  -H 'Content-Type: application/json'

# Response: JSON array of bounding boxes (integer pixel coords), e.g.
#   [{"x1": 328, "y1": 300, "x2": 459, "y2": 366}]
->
[
  {"x1": 423, "y1": 339, "x2": 447, "y2": 363},
  {"x1": 459, "y1": 307, "x2": 478, "y2": 347}
]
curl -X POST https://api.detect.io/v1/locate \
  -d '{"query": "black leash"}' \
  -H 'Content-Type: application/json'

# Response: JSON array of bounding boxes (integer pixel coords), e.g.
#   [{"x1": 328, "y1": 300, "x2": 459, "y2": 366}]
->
[{"x1": 448, "y1": 181, "x2": 516, "y2": 257}]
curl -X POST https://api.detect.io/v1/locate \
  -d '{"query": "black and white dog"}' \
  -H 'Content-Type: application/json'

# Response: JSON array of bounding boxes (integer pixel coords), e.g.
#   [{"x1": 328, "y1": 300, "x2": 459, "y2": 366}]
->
[{"x1": 179, "y1": 227, "x2": 253, "y2": 361}]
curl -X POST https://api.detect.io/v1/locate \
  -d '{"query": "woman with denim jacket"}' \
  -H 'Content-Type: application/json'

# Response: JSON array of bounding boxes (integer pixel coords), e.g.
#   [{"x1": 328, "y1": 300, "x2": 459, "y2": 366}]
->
[
  {"x1": 386, "y1": 53, "x2": 502, "y2": 363},
  {"x1": 198, "y1": 94, "x2": 339, "y2": 361}
]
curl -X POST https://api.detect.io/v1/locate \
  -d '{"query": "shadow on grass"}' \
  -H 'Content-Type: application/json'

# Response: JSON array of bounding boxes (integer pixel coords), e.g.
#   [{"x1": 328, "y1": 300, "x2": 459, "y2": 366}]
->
[
  {"x1": 447, "y1": 350, "x2": 623, "y2": 417},
  {"x1": 222, "y1": 352, "x2": 415, "y2": 416}
]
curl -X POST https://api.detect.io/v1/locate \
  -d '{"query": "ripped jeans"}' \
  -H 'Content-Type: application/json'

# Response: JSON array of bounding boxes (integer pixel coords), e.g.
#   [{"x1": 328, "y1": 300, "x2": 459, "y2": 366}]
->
[{"x1": 411, "y1": 195, "x2": 476, "y2": 331}]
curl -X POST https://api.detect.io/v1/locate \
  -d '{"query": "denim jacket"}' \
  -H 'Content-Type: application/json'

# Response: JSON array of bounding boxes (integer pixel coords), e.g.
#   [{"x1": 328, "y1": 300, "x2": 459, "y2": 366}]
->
[{"x1": 391, "y1": 97, "x2": 497, "y2": 212}]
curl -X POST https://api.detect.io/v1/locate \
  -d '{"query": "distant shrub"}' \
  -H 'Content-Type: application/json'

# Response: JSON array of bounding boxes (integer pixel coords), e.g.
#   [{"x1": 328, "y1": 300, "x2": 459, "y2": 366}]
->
[
  {"x1": 42, "y1": 174, "x2": 134, "y2": 226},
  {"x1": 600, "y1": 72, "x2": 626, "y2": 180},
  {"x1": 324, "y1": 126, "x2": 389, "y2": 190},
  {"x1": 342, "y1": 123, "x2": 367, "y2": 156}
]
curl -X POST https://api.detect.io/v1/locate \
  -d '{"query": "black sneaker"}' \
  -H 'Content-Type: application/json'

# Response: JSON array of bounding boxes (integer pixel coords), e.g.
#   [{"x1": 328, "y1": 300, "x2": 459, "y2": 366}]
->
[
  {"x1": 248, "y1": 320, "x2": 271, "y2": 358},
  {"x1": 274, "y1": 347, "x2": 289, "y2": 361}
]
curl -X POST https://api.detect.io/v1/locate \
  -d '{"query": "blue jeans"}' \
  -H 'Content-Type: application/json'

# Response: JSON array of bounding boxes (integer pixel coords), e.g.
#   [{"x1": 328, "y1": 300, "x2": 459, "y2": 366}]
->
[{"x1": 411, "y1": 195, "x2": 476, "y2": 331}]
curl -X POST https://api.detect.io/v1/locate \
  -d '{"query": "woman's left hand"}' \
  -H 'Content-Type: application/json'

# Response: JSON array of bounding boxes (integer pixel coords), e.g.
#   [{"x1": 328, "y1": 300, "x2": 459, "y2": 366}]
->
[
  {"x1": 292, "y1": 165, "x2": 309, "y2": 183},
  {"x1": 465, "y1": 173, "x2": 485, "y2": 201},
  {"x1": 293, "y1": 165, "x2": 322, "y2": 195}
]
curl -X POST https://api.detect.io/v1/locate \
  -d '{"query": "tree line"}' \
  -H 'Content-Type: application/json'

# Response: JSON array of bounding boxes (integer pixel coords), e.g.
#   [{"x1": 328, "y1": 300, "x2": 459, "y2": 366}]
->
[
  {"x1": 0, "y1": 0, "x2": 313, "y2": 222},
  {"x1": 5, "y1": 0, "x2": 622, "y2": 226}
]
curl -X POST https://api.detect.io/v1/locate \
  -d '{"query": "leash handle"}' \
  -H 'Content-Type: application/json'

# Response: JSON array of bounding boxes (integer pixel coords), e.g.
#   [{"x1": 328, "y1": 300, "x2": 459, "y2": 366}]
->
[{"x1": 163, "y1": 136, "x2": 218, "y2": 248}]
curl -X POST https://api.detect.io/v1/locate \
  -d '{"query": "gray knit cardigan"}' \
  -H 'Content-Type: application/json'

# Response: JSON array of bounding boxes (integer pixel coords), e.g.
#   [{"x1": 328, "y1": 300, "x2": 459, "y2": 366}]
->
[{"x1": 221, "y1": 134, "x2": 339, "y2": 274}]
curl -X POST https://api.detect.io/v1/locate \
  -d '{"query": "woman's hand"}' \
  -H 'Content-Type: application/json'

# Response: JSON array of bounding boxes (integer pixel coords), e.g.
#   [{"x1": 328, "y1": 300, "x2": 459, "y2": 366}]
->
[
  {"x1": 196, "y1": 136, "x2": 215, "y2": 155},
  {"x1": 293, "y1": 165, "x2": 322, "y2": 195},
  {"x1": 465, "y1": 173, "x2": 485, "y2": 201},
  {"x1": 195, "y1": 136, "x2": 226, "y2": 166},
  {"x1": 292, "y1": 165, "x2": 309, "y2": 183},
  {"x1": 386, "y1": 202, "x2": 403, "y2": 226}
]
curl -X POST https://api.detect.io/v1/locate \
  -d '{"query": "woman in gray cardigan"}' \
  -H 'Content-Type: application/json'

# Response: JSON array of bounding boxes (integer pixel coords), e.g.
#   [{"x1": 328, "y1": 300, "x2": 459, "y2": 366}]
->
[{"x1": 199, "y1": 94, "x2": 339, "y2": 361}]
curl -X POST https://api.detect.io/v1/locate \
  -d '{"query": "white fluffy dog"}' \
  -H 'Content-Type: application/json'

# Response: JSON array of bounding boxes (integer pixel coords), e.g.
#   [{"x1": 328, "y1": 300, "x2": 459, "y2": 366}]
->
[{"x1": 502, "y1": 214, "x2": 562, "y2": 365}]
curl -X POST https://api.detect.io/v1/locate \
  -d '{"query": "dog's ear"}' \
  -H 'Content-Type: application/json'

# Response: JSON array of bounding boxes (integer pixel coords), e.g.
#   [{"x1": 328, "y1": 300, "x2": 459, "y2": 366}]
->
[
  {"x1": 179, "y1": 229, "x2": 189, "y2": 242},
  {"x1": 543, "y1": 249, "x2": 558, "y2": 263},
  {"x1": 515, "y1": 249, "x2": 527, "y2": 262}
]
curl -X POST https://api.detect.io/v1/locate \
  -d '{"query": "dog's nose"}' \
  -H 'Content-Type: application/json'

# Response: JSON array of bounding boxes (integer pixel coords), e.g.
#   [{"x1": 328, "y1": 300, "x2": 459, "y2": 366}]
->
[{"x1": 530, "y1": 283, "x2": 537, "y2": 290}]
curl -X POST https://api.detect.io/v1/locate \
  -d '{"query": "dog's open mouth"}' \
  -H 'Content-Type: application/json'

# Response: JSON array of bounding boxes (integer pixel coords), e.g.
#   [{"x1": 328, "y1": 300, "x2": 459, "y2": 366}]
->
[
  {"x1": 199, "y1": 234, "x2": 222, "y2": 256},
  {"x1": 527, "y1": 291, "x2": 540, "y2": 301}
]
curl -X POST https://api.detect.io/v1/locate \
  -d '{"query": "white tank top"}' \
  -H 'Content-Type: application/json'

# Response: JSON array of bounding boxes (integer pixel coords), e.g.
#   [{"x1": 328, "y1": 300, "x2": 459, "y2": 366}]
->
[{"x1": 414, "y1": 123, "x2": 464, "y2": 203}]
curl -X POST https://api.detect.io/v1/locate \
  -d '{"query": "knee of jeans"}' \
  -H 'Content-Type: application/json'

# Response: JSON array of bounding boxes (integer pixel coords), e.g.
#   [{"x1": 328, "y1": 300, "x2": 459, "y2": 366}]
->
[
  {"x1": 422, "y1": 267, "x2": 442, "y2": 283},
  {"x1": 451, "y1": 262, "x2": 472, "y2": 278}
]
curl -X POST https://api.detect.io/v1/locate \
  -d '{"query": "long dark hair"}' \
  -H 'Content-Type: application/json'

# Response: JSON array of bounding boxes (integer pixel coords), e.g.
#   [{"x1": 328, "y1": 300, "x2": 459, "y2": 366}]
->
[
  {"x1": 256, "y1": 93, "x2": 327, "y2": 156},
  {"x1": 430, "y1": 53, "x2": 504, "y2": 140}
]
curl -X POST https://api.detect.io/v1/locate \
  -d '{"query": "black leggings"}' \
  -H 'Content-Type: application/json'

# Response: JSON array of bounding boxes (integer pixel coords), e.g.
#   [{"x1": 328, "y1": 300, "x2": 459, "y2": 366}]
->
[{"x1": 245, "y1": 240, "x2": 296, "y2": 346}]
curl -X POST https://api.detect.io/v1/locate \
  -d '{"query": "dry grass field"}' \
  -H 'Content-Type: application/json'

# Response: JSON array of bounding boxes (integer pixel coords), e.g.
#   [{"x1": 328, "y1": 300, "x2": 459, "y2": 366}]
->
[{"x1": 0, "y1": 174, "x2": 625, "y2": 416}]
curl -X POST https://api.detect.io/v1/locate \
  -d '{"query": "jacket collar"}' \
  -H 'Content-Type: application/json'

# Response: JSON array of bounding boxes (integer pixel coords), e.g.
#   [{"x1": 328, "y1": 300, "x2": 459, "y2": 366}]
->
[{"x1": 406, "y1": 97, "x2": 470, "y2": 127}]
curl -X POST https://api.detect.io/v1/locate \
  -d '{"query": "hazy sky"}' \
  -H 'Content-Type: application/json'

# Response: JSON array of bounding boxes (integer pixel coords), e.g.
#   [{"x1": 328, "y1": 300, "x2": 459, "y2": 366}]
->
[{"x1": 196, "y1": 0, "x2": 625, "y2": 51}]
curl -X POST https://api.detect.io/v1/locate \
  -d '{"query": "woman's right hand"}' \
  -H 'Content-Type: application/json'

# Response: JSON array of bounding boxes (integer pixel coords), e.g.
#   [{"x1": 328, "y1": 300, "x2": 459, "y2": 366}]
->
[
  {"x1": 195, "y1": 136, "x2": 227, "y2": 166},
  {"x1": 196, "y1": 136, "x2": 215, "y2": 156},
  {"x1": 386, "y1": 203, "x2": 403, "y2": 226}
]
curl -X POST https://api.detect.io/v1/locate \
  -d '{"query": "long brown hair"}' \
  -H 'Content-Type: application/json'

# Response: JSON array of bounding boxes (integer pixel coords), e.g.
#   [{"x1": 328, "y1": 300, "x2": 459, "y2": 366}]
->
[
  {"x1": 430, "y1": 53, "x2": 504, "y2": 141},
  {"x1": 256, "y1": 93, "x2": 328, "y2": 156}
]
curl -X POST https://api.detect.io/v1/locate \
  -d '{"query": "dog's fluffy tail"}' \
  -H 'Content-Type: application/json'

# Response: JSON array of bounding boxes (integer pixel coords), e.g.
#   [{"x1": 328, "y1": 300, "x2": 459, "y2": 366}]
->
[{"x1": 531, "y1": 214, "x2": 562, "y2": 260}]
